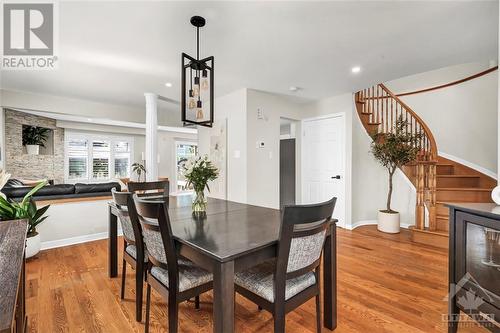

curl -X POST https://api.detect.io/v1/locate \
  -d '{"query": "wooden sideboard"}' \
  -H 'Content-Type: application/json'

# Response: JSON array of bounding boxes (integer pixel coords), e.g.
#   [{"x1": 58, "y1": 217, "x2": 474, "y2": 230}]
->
[{"x1": 0, "y1": 219, "x2": 27, "y2": 333}]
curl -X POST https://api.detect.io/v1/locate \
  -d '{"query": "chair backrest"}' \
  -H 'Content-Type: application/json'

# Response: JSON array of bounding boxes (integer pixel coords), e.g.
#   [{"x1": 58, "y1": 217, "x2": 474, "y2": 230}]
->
[
  {"x1": 133, "y1": 194, "x2": 180, "y2": 290},
  {"x1": 111, "y1": 189, "x2": 145, "y2": 259},
  {"x1": 276, "y1": 197, "x2": 336, "y2": 285},
  {"x1": 127, "y1": 180, "x2": 169, "y2": 199}
]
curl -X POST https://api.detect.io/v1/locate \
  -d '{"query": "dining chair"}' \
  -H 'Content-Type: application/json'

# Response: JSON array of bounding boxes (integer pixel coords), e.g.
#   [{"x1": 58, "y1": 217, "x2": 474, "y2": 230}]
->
[
  {"x1": 127, "y1": 180, "x2": 170, "y2": 198},
  {"x1": 111, "y1": 188, "x2": 147, "y2": 322},
  {"x1": 133, "y1": 195, "x2": 213, "y2": 333},
  {"x1": 234, "y1": 198, "x2": 337, "y2": 333}
]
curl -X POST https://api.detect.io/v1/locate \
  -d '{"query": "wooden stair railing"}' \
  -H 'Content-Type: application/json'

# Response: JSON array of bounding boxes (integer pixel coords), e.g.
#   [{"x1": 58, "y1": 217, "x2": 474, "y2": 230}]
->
[{"x1": 354, "y1": 84, "x2": 438, "y2": 231}]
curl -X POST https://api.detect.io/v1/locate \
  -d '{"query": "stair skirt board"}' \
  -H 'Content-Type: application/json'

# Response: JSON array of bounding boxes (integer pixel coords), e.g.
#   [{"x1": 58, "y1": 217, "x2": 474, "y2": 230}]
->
[{"x1": 438, "y1": 151, "x2": 497, "y2": 181}]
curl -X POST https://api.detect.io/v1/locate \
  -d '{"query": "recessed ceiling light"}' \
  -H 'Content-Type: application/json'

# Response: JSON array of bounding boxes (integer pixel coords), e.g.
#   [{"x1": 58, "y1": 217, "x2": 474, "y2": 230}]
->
[
  {"x1": 165, "y1": 82, "x2": 173, "y2": 87},
  {"x1": 289, "y1": 86, "x2": 299, "y2": 92},
  {"x1": 87, "y1": 118, "x2": 93, "y2": 122},
  {"x1": 351, "y1": 66, "x2": 361, "y2": 73}
]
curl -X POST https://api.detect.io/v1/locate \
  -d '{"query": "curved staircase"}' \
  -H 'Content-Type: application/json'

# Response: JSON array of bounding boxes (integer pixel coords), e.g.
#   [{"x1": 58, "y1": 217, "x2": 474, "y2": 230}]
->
[{"x1": 355, "y1": 84, "x2": 495, "y2": 249}]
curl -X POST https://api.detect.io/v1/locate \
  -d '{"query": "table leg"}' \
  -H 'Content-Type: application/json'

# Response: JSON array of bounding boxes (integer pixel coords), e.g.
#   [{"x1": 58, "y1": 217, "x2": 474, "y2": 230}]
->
[
  {"x1": 108, "y1": 205, "x2": 118, "y2": 278},
  {"x1": 213, "y1": 260, "x2": 235, "y2": 333},
  {"x1": 323, "y1": 224, "x2": 337, "y2": 330}
]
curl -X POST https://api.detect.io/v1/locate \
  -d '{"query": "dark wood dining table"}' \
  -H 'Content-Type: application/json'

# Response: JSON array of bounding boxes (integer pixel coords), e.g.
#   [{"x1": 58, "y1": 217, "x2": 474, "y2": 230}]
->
[{"x1": 108, "y1": 196, "x2": 337, "y2": 332}]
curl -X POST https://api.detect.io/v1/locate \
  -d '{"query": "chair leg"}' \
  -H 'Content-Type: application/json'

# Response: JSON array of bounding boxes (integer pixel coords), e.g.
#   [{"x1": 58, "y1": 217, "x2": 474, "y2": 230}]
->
[
  {"x1": 145, "y1": 284, "x2": 151, "y2": 333},
  {"x1": 135, "y1": 263, "x2": 144, "y2": 322},
  {"x1": 258, "y1": 305, "x2": 262, "y2": 311},
  {"x1": 168, "y1": 294, "x2": 179, "y2": 333},
  {"x1": 315, "y1": 294, "x2": 321, "y2": 333},
  {"x1": 120, "y1": 259, "x2": 127, "y2": 299},
  {"x1": 274, "y1": 306, "x2": 285, "y2": 333},
  {"x1": 195, "y1": 295, "x2": 200, "y2": 309}
]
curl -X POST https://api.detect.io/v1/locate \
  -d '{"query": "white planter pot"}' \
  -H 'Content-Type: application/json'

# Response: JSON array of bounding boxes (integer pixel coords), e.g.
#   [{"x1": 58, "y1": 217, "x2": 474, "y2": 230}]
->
[
  {"x1": 491, "y1": 186, "x2": 500, "y2": 205},
  {"x1": 26, "y1": 144, "x2": 40, "y2": 155},
  {"x1": 26, "y1": 233, "x2": 41, "y2": 258},
  {"x1": 377, "y1": 211, "x2": 400, "y2": 234}
]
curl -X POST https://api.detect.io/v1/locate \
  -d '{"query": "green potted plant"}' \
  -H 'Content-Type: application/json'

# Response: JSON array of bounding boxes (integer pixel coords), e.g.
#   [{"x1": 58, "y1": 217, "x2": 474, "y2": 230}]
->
[
  {"x1": 0, "y1": 180, "x2": 50, "y2": 258},
  {"x1": 132, "y1": 162, "x2": 147, "y2": 182},
  {"x1": 182, "y1": 155, "x2": 219, "y2": 215},
  {"x1": 22, "y1": 126, "x2": 50, "y2": 155},
  {"x1": 370, "y1": 117, "x2": 422, "y2": 233}
]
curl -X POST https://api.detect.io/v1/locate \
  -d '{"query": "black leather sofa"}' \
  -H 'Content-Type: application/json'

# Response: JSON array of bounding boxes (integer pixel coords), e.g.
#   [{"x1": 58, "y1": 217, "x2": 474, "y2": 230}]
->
[{"x1": 2, "y1": 179, "x2": 121, "y2": 201}]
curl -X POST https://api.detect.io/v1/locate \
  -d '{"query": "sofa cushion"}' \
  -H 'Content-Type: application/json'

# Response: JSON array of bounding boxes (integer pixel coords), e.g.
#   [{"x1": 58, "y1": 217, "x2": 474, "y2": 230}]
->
[
  {"x1": 74, "y1": 182, "x2": 121, "y2": 194},
  {"x1": 2, "y1": 184, "x2": 74, "y2": 199}
]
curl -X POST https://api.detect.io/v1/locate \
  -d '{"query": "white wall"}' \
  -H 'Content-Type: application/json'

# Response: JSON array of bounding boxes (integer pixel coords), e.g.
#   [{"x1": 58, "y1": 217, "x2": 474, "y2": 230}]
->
[
  {"x1": 246, "y1": 89, "x2": 303, "y2": 209},
  {"x1": 198, "y1": 89, "x2": 248, "y2": 203},
  {"x1": 38, "y1": 199, "x2": 110, "y2": 247},
  {"x1": 386, "y1": 62, "x2": 498, "y2": 175}
]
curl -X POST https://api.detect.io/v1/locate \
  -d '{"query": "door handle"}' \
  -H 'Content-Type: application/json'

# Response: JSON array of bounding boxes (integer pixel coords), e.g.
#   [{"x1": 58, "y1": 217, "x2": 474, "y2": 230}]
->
[{"x1": 331, "y1": 175, "x2": 341, "y2": 179}]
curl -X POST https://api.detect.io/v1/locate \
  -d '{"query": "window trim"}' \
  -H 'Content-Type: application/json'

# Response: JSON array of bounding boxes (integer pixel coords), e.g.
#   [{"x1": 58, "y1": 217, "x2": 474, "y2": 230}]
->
[{"x1": 64, "y1": 131, "x2": 135, "y2": 184}]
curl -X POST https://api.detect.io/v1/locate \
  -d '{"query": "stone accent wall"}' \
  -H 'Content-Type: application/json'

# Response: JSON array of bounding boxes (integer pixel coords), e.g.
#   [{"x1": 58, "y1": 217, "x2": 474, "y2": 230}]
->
[{"x1": 5, "y1": 110, "x2": 64, "y2": 183}]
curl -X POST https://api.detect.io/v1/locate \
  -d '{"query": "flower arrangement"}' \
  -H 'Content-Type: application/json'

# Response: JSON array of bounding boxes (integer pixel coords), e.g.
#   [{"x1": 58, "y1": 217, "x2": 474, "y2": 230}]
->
[{"x1": 182, "y1": 155, "x2": 219, "y2": 214}]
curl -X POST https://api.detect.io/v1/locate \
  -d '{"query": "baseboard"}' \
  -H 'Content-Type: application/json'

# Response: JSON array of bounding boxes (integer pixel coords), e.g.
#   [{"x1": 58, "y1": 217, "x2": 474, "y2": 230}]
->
[
  {"x1": 41, "y1": 230, "x2": 123, "y2": 250},
  {"x1": 347, "y1": 219, "x2": 412, "y2": 230},
  {"x1": 438, "y1": 151, "x2": 497, "y2": 180}
]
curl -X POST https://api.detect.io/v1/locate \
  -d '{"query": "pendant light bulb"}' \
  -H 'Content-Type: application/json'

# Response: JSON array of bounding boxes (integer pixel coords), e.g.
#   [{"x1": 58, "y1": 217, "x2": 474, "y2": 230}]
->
[
  {"x1": 201, "y1": 78, "x2": 209, "y2": 91},
  {"x1": 201, "y1": 70, "x2": 209, "y2": 90},
  {"x1": 188, "y1": 98, "x2": 196, "y2": 109},
  {"x1": 193, "y1": 85, "x2": 200, "y2": 97},
  {"x1": 196, "y1": 100, "x2": 204, "y2": 120}
]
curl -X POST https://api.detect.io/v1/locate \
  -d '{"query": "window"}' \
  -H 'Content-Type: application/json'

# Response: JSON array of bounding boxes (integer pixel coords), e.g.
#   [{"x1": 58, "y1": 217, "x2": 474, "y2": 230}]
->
[
  {"x1": 175, "y1": 141, "x2": 198, "y2": 192},
  {"x1": 65, "y1": 132, "x2": 133, "y2": 183}
]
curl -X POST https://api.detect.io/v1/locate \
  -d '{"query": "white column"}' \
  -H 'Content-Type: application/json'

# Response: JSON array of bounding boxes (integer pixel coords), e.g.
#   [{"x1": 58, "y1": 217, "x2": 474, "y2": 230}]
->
[{"x1": 144, "y1": 93, "x2": 158, "y2": 181}]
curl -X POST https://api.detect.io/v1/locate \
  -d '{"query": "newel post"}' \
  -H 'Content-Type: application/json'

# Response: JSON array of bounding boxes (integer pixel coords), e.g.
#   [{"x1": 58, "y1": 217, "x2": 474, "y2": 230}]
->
[{"x1": 415, "y1": 163, "x2": 425, "y2": 230}]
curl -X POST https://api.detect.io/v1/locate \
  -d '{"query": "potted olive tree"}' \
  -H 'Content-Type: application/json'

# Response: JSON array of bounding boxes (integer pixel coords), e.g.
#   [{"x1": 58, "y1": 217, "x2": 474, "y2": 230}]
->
[
  {"x1": 22, "y1": 126, "x2": 50, "y2": 155},
  {"x1": 370, "y1": 117, "x2": 422, "y2": 233},
  {"x1": 0, "y1": 180, "x2": 50, "y2": 258}
]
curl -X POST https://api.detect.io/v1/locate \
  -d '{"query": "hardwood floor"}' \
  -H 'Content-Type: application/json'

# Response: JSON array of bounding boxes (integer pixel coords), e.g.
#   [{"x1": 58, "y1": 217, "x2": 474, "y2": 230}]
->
[{"x1": 25, "y1": 226, "x2": 487, "y2": 332}]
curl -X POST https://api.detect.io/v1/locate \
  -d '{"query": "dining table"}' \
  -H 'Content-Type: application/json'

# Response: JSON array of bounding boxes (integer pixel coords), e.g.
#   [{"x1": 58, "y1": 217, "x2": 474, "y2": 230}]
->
[{"x1": 107, "y1": 196, "x2": 337, "y2": 333}]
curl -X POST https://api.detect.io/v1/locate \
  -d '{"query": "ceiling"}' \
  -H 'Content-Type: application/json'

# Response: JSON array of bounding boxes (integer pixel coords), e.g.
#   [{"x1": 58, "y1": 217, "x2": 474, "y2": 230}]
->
[{"x1": 1, "y1": 1, "x2": 498, "y2": 113}]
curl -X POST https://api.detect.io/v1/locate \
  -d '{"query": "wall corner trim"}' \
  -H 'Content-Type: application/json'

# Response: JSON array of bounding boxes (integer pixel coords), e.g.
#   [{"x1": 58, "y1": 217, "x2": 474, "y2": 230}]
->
[
  {"x1": 40, "y1": 230, "x2": 123, "y2": 251},
  {"x1": 346, "y1": 219, "x2": 412, "y2": 231}
]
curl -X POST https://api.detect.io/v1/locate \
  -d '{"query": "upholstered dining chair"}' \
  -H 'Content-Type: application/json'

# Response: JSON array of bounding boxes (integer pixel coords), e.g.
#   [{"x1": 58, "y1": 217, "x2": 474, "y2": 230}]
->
[
  {"x1": 234, "y1": 198, "x2": 337, "y2": 333},
  {"x1": 133, "y1": 195, "x2": 213, "y2": 333},
  {"x1": 111, "y1": 188, "x2": 147, "y2": 322},
  {"x1": 127, "y1": 180, "x2": 170, "y2": 198}
]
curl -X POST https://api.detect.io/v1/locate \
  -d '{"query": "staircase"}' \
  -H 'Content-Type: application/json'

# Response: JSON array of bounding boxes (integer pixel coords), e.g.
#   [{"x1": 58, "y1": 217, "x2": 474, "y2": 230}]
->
[{"x1": 355, "y1": 84, "x2": 495, "y2": 249}]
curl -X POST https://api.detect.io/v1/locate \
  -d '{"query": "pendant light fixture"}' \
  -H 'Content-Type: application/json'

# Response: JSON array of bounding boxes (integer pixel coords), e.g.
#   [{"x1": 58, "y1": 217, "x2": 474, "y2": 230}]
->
[{"x1": 181, "y1": 16, "x2": 214, "y2": 127}]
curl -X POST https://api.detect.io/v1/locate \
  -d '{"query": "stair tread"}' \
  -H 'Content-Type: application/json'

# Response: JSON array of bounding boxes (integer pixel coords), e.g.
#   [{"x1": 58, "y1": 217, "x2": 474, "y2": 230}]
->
[
  {"x1": 367, "y1": 122, "x2": 381, "y2": 125},
  {"x1": 437, "y1": 175, "x2": 480, "y2": 178},
  {"x1": 437, "y1": 214, "x2": 449, "y2": 219},
  {"x1": 360, "y1": 112, "x2": 372, "y2": 115},
  {"x1": 437, "y1": 187, "x2": 493, "y2": 191}
]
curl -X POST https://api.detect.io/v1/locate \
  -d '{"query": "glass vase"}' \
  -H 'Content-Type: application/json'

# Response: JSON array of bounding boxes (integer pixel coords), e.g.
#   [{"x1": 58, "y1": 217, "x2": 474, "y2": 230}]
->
[{"x1": 192, "y1": 190, "x2": 207, "y2": 215}]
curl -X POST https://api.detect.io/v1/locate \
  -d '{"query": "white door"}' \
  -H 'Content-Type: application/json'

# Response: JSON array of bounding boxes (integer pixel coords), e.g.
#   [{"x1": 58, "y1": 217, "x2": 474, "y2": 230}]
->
[{"x1": 302, "y1": 115, "x2": 345, "y2": 226}]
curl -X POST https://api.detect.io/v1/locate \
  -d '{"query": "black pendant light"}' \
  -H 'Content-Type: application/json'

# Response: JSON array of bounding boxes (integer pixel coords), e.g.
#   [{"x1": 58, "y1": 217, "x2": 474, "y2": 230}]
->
[{"x1": 181, "y1": 16, "x2": 214, "y2": 127}]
